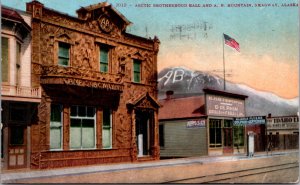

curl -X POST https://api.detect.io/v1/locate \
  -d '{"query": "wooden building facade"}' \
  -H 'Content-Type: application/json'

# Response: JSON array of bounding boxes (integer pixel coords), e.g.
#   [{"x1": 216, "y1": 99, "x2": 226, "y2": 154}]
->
[
  {"x1": 204, "y1": 88, "x2": 248, "y2": 155},
  {"x1": 266, "y1": 115, "x2": 299, "y2": 151},
  {"x1": 159, "y1": 88, "x2": 248, "y2": 158},
  {"x1": 159, "y1": 96, "x2": 208, "y2": 158},
  {"x1": 25, "y1": 1, "x2": 160, "y2": 169}
]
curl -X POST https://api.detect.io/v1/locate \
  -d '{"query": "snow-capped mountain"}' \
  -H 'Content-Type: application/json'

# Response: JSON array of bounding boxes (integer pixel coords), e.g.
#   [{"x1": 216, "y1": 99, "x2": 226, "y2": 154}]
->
[{"x1": 158, "y1": 67, "x2": 299, "y2": 116}]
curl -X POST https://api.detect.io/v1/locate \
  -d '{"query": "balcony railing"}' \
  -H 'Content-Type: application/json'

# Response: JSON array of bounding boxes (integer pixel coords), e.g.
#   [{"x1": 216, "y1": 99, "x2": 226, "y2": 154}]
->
[{"x1": 1, "y1": 85, "x2": 41, "y2": 99}]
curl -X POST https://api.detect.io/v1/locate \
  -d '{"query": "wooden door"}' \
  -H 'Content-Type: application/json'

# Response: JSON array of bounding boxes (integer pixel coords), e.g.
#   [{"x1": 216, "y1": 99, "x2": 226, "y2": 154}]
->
[
  {"x1": 8, "y1": 126, "x2": 27, "y2": 169},
  {"x1": 223, "y1": 120, "x2": 233, "y2": 154}
]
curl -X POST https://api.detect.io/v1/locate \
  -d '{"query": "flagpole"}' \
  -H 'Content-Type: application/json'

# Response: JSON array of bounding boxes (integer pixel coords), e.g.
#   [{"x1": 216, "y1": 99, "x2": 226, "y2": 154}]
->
[{"x1": 222, "y1": 33, "x2": 226, "y2": 91}]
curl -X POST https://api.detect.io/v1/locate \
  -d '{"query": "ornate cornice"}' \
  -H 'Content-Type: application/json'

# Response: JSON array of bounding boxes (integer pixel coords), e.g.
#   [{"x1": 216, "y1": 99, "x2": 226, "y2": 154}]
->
[{"x1": 41, "y1": 65, "x2": 124, "y2": 91}]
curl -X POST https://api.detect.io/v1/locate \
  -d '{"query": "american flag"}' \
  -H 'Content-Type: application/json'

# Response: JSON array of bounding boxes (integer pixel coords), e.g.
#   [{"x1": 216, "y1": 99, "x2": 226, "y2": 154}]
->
[{"x1": 224, "y1": 34, "x2": 240, "y2": 52}]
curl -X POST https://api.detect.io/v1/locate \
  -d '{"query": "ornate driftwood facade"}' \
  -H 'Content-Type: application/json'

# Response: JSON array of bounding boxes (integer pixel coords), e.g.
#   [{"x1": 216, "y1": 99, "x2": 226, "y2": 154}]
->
[{"x1": 26, "y1": 1, "x2": 160, "y2": 169}]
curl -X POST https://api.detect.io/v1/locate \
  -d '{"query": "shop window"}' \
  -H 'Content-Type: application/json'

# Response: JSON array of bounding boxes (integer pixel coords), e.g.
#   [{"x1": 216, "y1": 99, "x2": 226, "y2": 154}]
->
[
  {"x1": 224, "y1": 120, "x2": 232, "y2": 128},
  {"x1": 133, "y1": 59, "x2": 141, "y2": 83},
  {"x1": 100, "y1": 45, "x2": 109, "y2": 73},
  {"x1": 58, "y1": 42, "x2": 70, "y2": 66},
  {"x1": 233, "y1": 125, "x2": 244, "y2": 147},
  {"x1": 102, "y1": 108, "x2": 112, "y2": 149},
  {"x1": 70, "y1": 106, "x2": 96, "y2": 149},
  {"x1": 50, "y1": 104, "x2": 63, "y2": 150},
  {"x1": 209, "y1": 119, "x2": 222, "y2": 147},
  {"x1": 1, "y1": 37, "x2": 9, "y2": 82}
]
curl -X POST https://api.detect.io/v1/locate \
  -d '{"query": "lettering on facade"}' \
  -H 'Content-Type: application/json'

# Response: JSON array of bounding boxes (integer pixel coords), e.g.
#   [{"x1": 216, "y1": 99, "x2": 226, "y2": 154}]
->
[
  {"x1": 41, "y1": 78, "x2": 123, "y2": 91},
  {"x1": 63, "y1": 78, "x2": 123, "y2": 91},
  {"x1": 267, "y1": 116, "x2": 299, "y2": 130},
  {"x1": 186, "y1": 119, "x2": 206, "y2": 128},
  {"x1": 206, "y1": 94, "x2": 245, "y2": 117},
  {"x1": 233, "y1": 116, "x2": 266, "y2": 126}
]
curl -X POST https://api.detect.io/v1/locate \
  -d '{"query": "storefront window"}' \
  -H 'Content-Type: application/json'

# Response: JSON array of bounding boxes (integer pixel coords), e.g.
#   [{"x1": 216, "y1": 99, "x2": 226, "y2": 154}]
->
[
  {"x1": 50, "y1": 104, "x2": 63, "y2": 150},
  {"x1": 70, "y1": 106, "x2": 96, "y2": 149},
  {"x1": 102, "y1": 108, "x2": 112, "y2": 149},
  {"x1": 209, "y1": 119, "x2": 222, "y2": 147},
  {"x1": 233, "y1": 125, "x2": 244, "y2": 147}
]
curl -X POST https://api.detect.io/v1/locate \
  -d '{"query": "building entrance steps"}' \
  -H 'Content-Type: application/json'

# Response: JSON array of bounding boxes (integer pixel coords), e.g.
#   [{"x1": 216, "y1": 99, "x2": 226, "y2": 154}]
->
[{"x1": 1, "y1": 150, "x2": 298, "y2": 183}]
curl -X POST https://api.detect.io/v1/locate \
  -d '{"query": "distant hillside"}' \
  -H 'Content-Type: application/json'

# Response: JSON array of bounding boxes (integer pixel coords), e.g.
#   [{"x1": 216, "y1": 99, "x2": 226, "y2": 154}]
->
[{"x1": 158, "y1": 67, "x2": 298, "y2": 117}]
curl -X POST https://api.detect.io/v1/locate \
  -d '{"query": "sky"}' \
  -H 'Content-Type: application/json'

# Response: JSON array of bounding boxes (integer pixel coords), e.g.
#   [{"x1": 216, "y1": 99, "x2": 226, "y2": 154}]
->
[{"x1": 2, "y1": 0, "x2": 299, "y2": 99}]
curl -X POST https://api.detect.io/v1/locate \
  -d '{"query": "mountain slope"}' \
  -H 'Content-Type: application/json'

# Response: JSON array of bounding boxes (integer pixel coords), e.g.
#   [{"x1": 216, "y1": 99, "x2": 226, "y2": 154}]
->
[{"x1": 158, "y1": 67, "x2": 298, "y2": 116}]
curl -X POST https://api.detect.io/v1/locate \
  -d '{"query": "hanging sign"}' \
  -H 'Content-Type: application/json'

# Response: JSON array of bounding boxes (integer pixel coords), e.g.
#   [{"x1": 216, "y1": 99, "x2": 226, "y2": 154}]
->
[{"x1": 233, "y1": 116, "x2": 266, "y2": 126}]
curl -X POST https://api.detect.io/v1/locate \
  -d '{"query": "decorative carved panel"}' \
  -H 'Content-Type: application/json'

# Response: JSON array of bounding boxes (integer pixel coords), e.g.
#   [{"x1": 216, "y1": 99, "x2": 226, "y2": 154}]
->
[
  {"x1": 115, "y1": 112, "x2": 131, "y2": 148},
  {"x1": 41, "y1": 65, "x2": 124, "y2": 91}
]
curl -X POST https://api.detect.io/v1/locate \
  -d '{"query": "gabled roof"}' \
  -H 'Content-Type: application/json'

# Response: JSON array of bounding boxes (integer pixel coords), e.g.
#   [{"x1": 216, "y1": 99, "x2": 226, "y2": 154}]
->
[
  {"x1": 1, "y1": 6, "x2": 31, "y2": 33},
  {"x1": 127, "y1": 92, "x2": 161, "y2": 109},
  {"x1": 159, "y1": 96, "x2": 206, "y2": 120},
  {"x1": 76, "y1": 2, "x2": 131, "y2": 26}
]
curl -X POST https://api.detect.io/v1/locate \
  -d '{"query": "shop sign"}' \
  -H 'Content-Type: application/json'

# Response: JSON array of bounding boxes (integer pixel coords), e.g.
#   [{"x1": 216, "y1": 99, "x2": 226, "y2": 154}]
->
[
  {"x1": 233, "y1": 116, "x2": 266, "y2": 126},
  {"x1": 206, "y1": 94, "x2": 245, "y2": 117},
  {"x1": 267, "y1": 116, "x2": 299, "y2": 130},
  {"x1": 186, "y1": 119, "x2": 206, "y2": 128}
]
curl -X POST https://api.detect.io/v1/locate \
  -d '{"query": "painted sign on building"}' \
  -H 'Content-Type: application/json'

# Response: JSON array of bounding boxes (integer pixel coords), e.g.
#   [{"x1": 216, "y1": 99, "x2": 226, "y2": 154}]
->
[
  {"x1": 267, "y1": 116, "x2": 299, "y2": 130},
  {"x1": 206, "y1": 94, "x2": 245, "y2": 117},
  {"x1": 186, "y1": 119, "x2": 206, "y2": 128},
  {"x1": 233, "y1": 116, "x2": 266, "y2": 126}
]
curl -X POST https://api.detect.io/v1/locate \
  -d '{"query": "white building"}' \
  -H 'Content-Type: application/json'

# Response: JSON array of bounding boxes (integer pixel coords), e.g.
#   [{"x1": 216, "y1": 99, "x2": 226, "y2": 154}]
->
[{"x1": 1, "y1": 6, "x2": 41, "y2": 170}]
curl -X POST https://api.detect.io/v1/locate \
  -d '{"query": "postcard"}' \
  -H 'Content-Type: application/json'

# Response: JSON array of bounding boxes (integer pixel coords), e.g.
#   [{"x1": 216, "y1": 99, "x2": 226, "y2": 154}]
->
[{"x1": 1, "y1": 0, "x2": 299, "y2": 183}]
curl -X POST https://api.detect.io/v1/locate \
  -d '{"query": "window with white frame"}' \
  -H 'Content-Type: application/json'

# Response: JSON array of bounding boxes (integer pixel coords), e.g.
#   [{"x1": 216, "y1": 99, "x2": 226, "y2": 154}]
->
[
  {"x1": 50, "y1": 104, "x2": 63, "y2": 150},
  {"x1": 102, "y1": 108, "x2": 112, "y2": 149},
  {"x1": 70, "y1": 106, "x2": 96, "y2": 149}
]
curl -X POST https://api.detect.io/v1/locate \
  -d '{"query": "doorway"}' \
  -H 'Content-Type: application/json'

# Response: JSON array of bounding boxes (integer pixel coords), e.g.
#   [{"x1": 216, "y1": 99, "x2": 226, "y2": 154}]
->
[
  {"x1": 8, "y1": 126, "x2": 27, "y2": 169},
  {"x1": 209, "y1": 118, "x2": 234, "y2": 155},
  {"x1": 135, "y1": 109, "x2": 154, "y2": 157},
  {"x1": 223, "y1": 120, "x2": 233, "y2": 154}
]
